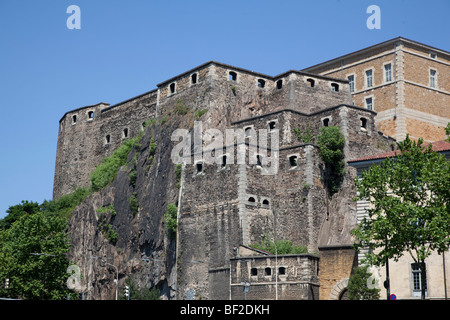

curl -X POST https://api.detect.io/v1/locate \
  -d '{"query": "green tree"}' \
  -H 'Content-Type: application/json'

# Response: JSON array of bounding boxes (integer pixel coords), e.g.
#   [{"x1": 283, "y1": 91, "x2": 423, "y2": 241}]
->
[
  {"x1": 0, "y1": 212, "x2": 72, "y2": 299},
  {"x1": 351, "y1": 135, "x2": 450, "y2": 299},
  {"x1": 0, "y1": 200, "x2": 40, "y2": 231},
  {"x1": 347, "y1": 266, "x2": 380, "y2": 300}
]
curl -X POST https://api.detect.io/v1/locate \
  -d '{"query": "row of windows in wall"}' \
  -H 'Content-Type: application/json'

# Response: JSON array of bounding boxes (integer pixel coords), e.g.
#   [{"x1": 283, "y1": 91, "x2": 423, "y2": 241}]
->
[
  {"x1": 72, "y1": 111, "x2": 94, "y2": 124},
  {"x1": 250, "y1": 267, "x2": 287, "y2": 276},
  {"x1": 348, "y1": 64, "x2": 438, "y2": 92},
  {"x1": 168, "y1": 70, "x2": 339, "y2": 94},
  {"x1": 229, "y1": 71, "x2": 341, "y2": 92}
]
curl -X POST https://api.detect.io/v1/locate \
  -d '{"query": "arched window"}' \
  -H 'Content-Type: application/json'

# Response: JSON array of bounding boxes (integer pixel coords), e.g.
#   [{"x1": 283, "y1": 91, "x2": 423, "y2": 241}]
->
[
  {"x1": 268, "y1": 121, "x2": 276, "y2": 131},
  {"x1": 248, "y1": 197, "x2": 256, "y2": 203},
  {"x1": 360, "y1": 118, "x2": 368, "y2": 130},
  {"x1": 256, "y1": 155, "x2": 262, "y2": 167},
  {"x1": 262, "y1": 199, "x2": 269, "y2": 206},
  {"x1": 265, "y1": 267, "x2": 271, "y2": 276},
  {"x1": 323, "y1": 118, "x2": 330, "y2": 127},
  {"x1": 276, "y1": 79, "x2": 283, "y2": 89},
  {"x1": 170, "y1": 82, "x2": 176, "y2": 94},
  {"x1": 123, "y1": 128, "x2": 129, "y2": 138},
  {"x1": 196, "y1": 162, "x2": 203, "y2": 174},
  {"x1": 105, "y1": 135, "x2": 111, "y2": 144},
  {"x1": 191, "y1": 73, "x2": 198, "y2": 84},
  {"x1": 289, "y1": 155, "x2": 298, "y2": 167},
  {"x1": 257, "y1": 79, "x2": 266, "y2": 88}
]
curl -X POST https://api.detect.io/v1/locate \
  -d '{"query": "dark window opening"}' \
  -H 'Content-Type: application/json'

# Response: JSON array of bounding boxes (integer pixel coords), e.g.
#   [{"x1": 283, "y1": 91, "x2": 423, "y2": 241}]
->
[
  {"x1": 360, "y1": 118, "x2": 367, "y2": 130},
  {"x1": 265, "y1": 267, "x2": 271, "y2": 276},
  {"x1": 331, "y1": 83, "x2": 339, "y2": 91},
  {"x1": 248, "y1": 197, "x2": 256, "y2": 203},
  {"x1": 251, "y1": 268, "x2": 257, "y2": 276},
  {"x1": 306, "y1": 78, "x2": 315, "y2": 88},
  {"x1": 323, "y1": 118, "x2": 330, "y2": 126},
  {"x1": 72, "y1": 115, "x2": 77, "y2": 124},
  {"x1": 88, "y1": 111, "x2": 94, "y2": 119},
  {"x1": 105, "y1": 135, "x2": 111, "y2": 144},
  {"x1": 276, "y1": 79, "x2": 283, "y2": 89},
  {"x1": 170, "y1": 83, "x2": 176, "y2": 94},
  {"x1": 268, "y1": 121, "x2": 276, "y2": 130},
  {"x1": 191, "y1": 73, "x2": 197, "y2": 84},
  {"x1": 279, "y1": 267, "x2": 286, "y2": 275},
  {"x1": 289, "y1": 155, "x2": 298, "y2": 167},
  {"x1": 256, "y1": 155, "x2": 262, "y2": 167},
  {"x1": 262, "y1": 199, "x2": 269, "y2": 206},
  {"x1": 123, "y1": 128, "x2": 129, "y2": 138},
  {"x1": 229, "y1": 71, "x2": 237, "y2": 81},
  {"x1": 221, "y1": 155, "x2": 227, "y2": 167},
  {"x1": 245, "y1": 127, "x2": 252, "y2": 137},
  {"x1": 257, "y1": 79, "x2": 265, "y2": 88},
  {"x1": 196, "y1": 162, "x2": 203, "y2": 174}
]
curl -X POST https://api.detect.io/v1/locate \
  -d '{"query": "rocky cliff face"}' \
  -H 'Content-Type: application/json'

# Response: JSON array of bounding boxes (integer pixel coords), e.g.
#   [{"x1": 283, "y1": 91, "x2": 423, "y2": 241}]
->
[{"x1": 67, "y1": 119, "x2": 183, "y2": 300}]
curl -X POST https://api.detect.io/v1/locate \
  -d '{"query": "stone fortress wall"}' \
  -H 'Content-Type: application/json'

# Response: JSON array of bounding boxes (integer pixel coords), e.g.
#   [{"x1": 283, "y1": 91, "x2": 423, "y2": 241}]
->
[{"x1": 54, "y1": 60, "x2": 396, "y2": 300}]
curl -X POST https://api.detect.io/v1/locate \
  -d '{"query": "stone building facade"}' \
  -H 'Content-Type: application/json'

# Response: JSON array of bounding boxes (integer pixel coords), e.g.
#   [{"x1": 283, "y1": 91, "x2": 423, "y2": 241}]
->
[
  {"x1": 349, "y1": 141, "x2": 450, "y2": 300},
  {"x1": 303, "y1": 37, "x2": 450, "y2": 143},
  {"x1": 55, "y1": 59, "x2": 396, "y2": 300}
]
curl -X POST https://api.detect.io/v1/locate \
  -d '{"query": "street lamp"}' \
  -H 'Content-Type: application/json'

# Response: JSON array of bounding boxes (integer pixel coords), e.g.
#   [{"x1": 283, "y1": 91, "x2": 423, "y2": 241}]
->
[
  {"x1": 262, "y1": 234, "x2": 278, "y2": 300},
  {"x1": 240, "y1": 282, "x2": 250, "y2": 300},
  {"x1": 90, "y1": 256, "x2": 118, "y2": 300}
]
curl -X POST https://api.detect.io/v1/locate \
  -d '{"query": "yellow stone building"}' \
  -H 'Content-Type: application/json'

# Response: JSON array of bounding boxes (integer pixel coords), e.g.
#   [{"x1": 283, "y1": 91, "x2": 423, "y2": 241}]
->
[{"x1": 303, "y1": 37, "x2": 450, "y2": 143}]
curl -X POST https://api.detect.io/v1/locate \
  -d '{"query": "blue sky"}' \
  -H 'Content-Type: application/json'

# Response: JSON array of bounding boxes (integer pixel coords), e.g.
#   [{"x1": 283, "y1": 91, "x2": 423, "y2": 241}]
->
[{"x1": 0, "y1": 0, "x2": 449, "y2": 219}]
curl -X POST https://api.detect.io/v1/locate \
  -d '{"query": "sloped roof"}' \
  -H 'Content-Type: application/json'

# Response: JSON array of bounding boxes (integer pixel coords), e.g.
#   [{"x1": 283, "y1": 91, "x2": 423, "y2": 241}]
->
[{"x1": 348, "y1": 140, "x2": 450, "y2": 163}]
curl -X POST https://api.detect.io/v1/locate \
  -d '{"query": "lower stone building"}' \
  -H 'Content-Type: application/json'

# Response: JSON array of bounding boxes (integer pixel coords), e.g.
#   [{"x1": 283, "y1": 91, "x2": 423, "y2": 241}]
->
[{"x1": 230, "y1": 245, "x2": 319, "y2": 300}]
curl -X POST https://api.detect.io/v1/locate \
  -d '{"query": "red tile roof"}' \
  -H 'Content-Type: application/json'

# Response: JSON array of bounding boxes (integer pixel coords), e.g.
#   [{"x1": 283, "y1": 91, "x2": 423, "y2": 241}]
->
[{"x1": 348, "y1": 140, "x2": 450, "y2": 163}]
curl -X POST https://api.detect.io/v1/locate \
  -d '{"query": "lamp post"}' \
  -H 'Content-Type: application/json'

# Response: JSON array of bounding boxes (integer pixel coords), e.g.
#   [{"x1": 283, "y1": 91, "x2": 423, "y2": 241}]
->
[
  {"x1": 90, "y1": 256, "x2": 118, "y2": 300},
  {"x1": 240, "y1": 282, "x2": 250, "y2": 300},
  {"x1": 262, "y1": 235, "x2": 278, "y2": 300}
]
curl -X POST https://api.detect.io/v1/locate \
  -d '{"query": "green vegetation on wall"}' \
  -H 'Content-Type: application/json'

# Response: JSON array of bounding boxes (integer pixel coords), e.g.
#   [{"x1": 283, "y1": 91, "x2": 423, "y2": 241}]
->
[
  {"x1": 164, "y1": 203, "x2": 178, "y2": 239},
  {"x1": 249, "y1": 238, "x2": 308, "y2": 255},
  {"x1": 317, "y1": 126, "x2": 345, "y2": 194}
]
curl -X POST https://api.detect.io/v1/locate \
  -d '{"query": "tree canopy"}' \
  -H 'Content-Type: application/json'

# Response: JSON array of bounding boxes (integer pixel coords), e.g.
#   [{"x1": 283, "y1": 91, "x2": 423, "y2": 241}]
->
[{"x1": 351, "y1": 135, "x2": 450, "y2": 299}]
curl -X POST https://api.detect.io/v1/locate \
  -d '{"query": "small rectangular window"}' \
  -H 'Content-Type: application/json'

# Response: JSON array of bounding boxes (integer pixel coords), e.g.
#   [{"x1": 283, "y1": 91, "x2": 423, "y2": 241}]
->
[
  {"x1": 366, "y1": 70, "x2": 373, "y2": 88},
  {"x1": 384, "y1": 64, "x2": 392, "y2": 82},
  {"x1": 430, "y1": 69, "x2": 437, "y2": 88},
  {"x1": 365, "y1": 97, "x2": 373, "y2": 111},
  {"x1": 348, "y1": 75, "x2": 355, "y2": 93},
  {"x1": 430, "y1": 52, "x2": 437, "y2": 59},
  {"x1": 229, "y1": 71, "x2": 237, "y2": 81}
]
